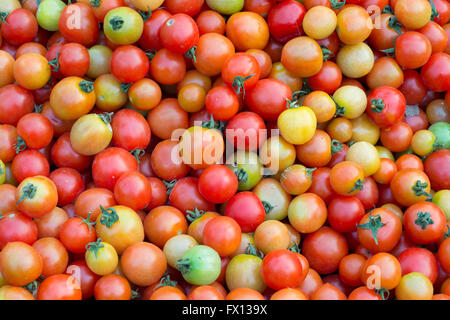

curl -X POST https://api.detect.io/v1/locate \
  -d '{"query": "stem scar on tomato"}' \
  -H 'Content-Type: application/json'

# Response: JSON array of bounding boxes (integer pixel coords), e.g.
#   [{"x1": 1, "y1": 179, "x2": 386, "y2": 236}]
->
[
  {"x1": 17, "y1": 183, "x2": 37, "y2": 204},
  {"x1": 99, "y1": 205, "x2": 119, "y2": 228},
  {"x1": 414, "y1": 212, "x2": 434, "y2": 230},
  {"x1": 357, "y1": 213, "x2": 387, "y2": 246},
  {"x1": 85, "y1": 238, "x2": 104, "y2": 258}
]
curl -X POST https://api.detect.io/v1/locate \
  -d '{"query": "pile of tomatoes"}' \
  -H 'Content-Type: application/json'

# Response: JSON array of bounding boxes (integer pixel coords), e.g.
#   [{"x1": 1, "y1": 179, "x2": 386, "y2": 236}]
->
[{"x1": 0, "y1": 0, "x2": 449, "y2": 301}]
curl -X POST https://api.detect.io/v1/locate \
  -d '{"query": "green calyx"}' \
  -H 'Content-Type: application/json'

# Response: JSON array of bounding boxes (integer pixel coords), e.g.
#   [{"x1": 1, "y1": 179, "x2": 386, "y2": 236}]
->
[
  {"x1": 331, "y1": 139, "x2": 344, "y2": 155},
  {"x1": 414, "y1": 212, "x2": 434, "y2": 230},
  {"x1": 14, "y1": 136, "x2": 27, "y2": 154},
  {"x1": 329, "y1": 0, "x2": 345, "y2": 10},
  {"x1": 79, "y1": 212, "x2": 96, "y2": 233},
  {"x1": 131, "y1": 290, "x2": 141, "y2": 299},
  {"x1": 231, "y1": 73, "x2": 255, "y2": 98},
  {"x1": 175, "y1": 258, "x2": 191, "y2": 275},
  {"x1": 34, "y1": 104, "x2": 43, "y2": 113},
  {"x1": 388, "y1": 16, "x2": 403, "y2": 35},
  {"x1": 85, "y1": 238, "x2": 104, "y2": 258},
  {"x1": 163, "y1": 179, "x2": 177, "y2": 195},
  {"x1": 370, "y1": 98, "x2": 385, "y2": 113},
  {"x1": 109, "y1": 16, "x2": 124, "y2": 31},
  {"x1": 186, "y1": 207, "x2": 205, "y2": 223},
  {"x1": 357, "y1": 213, "x2": 387, "y2": 246},
  {"x1": 305, "y1": 167, "x2": 317, "y2": 178},
  {"x1": 0, "y1": 12, "x2": 9, "y2": 24},
  {"x1": 412, "y1": 180, "x2": 432, "y2": 201},
  {"x1": 348, "y1": 179, "x2": 364, "y2": 194},
  {"x1": 380, "y1": 37, "x2": 397, "y2": 57},
  {"x1": 262, "y1": 201, "x2": 274, "y2": 214},
  {"x1": 138, "y1": 7, "x2": 152, "y2": 21},
  {"x1": 201, "y1": 114, "x2": 224, "y2": 131},
  {"x1": 320, "y1": 45, "x2": 333, "y2": 61},
  {"x1": 120, "y1": 82, "x2": 132, "y2": 93},
  {"x1": 232, "y1": 166, "x2": 248, "y2": 183},
  {"x1": 17, "y1": 183, "x2": 37, "y2": 204},
  {"x1": 89, "y1": 0, "x2": 100, "y2": 8},
  {"x1": 375, "y1": 288, "x2": 390, "y2": 300},
  {"x1": 48, "y1": 50, "x2": 60, "y2": 72},
  {"x1": 79, "y1": 80, "x2": 94, "y2": 93},
  {"x1": 382, "y1": 5, "x2": 394, "y2": 14},
  {"x1": 331, "y1": 97, "x2": 345, "y2": 117},
  {"x1": 145, "y1": 49, "x2": 157, "y2": 62},
  {"x1": 185, "y1": 46, "x2": 198, "y2": 64},
  {"x1": 288, "y1": 243, "x2": 301, "y2": 254},
  {"x1": 99, "y1": 206, "x2": 119, "y2": 228},
  {"x1": 130, "y1": 149, "x2": 145, "y2": 163},
  {"x1": 24, "y1": 281, "x2": 38, "y2": 296},
  {"x1": 155, "y1": 273, "x2": 178, "y2": 289},
  {"x1": 99, "y1": 112, "x2": 113, "y2": 124},
  {"x1": 245, "y1": 243, "x2": 264, "y2": 259},
  {"x1": 429, "y1": 0, "x2": 439, "y2": 21}
]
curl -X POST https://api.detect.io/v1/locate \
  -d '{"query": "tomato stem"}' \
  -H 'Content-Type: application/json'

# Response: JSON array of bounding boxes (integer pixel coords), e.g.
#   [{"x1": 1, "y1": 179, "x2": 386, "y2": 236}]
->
[
  {"x1": 131, "y1": 289, "x2": 140, "y2": 299},
  {"x1": 245, "y1": 243, "x2": 264, "y2": 259},
  {"x1": 201, "y1": 114, "x2": 224, "y2": 131},
  {"x1": 24, "y1": 281, "x2": 38, "y2": 296},
  {"x1": 382, "y1": 5, "x2": 394, "y2": 14},
  {"x1": 85, "y1": 238, "x2": 104, "y2": 258},
  {"x1": 412, "y1": 180, "x2": 432, "y2": 201},
  {"x1": 329, "y1": 0, "x2": 345, "y2": 10},
  {"x1": 0, "y1": 12, "x2": 9, "y2": 24},
  {"x1": 89, "y1": 0, "x2": 100, "y2": 8},
  {"x1": 120, "y1": 82, "x2": 132, "y2": 93},
  {"x1": 375, "y1": 287, "x2": 390, "y2": 300},
  {"x1": 331, "y1": 97, "x2": 345, "y2": 117},
  {"x1": 79, "y1": 80, "x2": 94, "y2": 93},
  {"x1": 175, "y1": 258, "x2": 191, "y2": 274},
  {"x1": 155, "y1": 273, "x2": 178, "y2": 289},
  {"x1": 231, "y1": 74, "x2": 255, "y2": 98},
  {"x1": 320, "y1": 45, "x2": 333, "y2": 61},
  {"x1": 388, "y1": 16, "x2": 403, "y2": 35},
  {"x1": 185, "y1": 46, "x2": 198, "y2": 64},
  {"x1": 232, "y1": 167, "x2": 248, "y2": 183},
  {"x1": 262, "y1": 201, "x2": 274, "y2": 214},
  {"x1": 130, "y1": 149, "x2": 145, "y2": 163},
  {"x1": 414, "y1": 212, "x2": 434, "y2": 230},
  {"x1": 444, "y1": 225, "x2": 449, "y2": 240},
  {"x1": 99, "y1": 205, "x2": 119, "y2": 228},
  {"x1": 348, "y1": 178, "x2": 364, "y2": 194},
  {"x1": 306, "y1": 167, "x2": 317, "y2": 177},
  {"x1": 145, "y1": 49, "x2": 157, "y2": 62},
  {"x1": 429, "y1": 0, "x2": 439, "y2": 21},
  {"x1": 48, "y1": 50, "x2": 60, "y2": 72},
  {"x1": 34, "y1": 104, "x2": 43, "y2": 113},
  {"x1": 163, "y1": 179, "x2": 177, "y2": 195},
  {"x1": 186, "y1": 207, "x2": 205, "y2": 223},
  {"x1": 14, "y1": 136, "x2": 27, "y2": 154},
  {"x1": 17, "y1": 183, "x2": 37, "y2": 204},
  {"x1": 109, "y1": 16, "x2": 124, "y2": 30},
  {"x1": 370, "y1": 98, "x2": 385, "y2": 113},
  {"x1": 357, "y1": 213, "x2": 386, "y2": 246},
  {"x1": 79, "y1": 212, "x2": 96, "y2": 232},
  {"x1": 138, "y1": 6, "x2": 152, "y2": 21},
  {"x1": 288, "y1": 243, "x2": 301, "y2": 253},
  {"x1": 331, "y1": 139, "x2": 344, "y2": 155}
]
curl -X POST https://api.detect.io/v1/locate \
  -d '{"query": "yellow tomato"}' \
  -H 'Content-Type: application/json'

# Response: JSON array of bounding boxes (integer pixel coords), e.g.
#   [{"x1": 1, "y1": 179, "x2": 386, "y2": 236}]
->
[
  {"x1": 336, "y1": 42, "x2": 374, "y2": 78},
  {"x1": 259, "y1": 136, "x2": 296, "y2": 175},
  {"x1": 277, "y1": 106, "x2": 317, "y2": 145},
  {"x1": 70, "y1": 113, "x2": 113, "y2": 156},
  {"x1": 85, "y1": 240, "x2": 119, "y2": 276},
  {"x1": 94, "y1": 74, "x2": 128, "y2": 112},
  {"x1": 350, "y1": 114, "x2": 380, "y2": 145},
  {"x1": 163, "y1": 235, "x2": 198, "y2": 269},
  {"x1": 332, "y1": 85, "x2": 367, "y2": 119},
  {"x1": 345, "y1": 141, "x2": 380, "y2": 177},
  {"x1": 303, "y1": 6, "x2": 337, "y2": 40},
  {"x1": 269, "y1": 62, "x2": 302, "y2": 92},
  {"x1": 375, "y1": 146, "x2": 395, "y2": 161},
  {"x1": 433, "y1": 190, "x2": 450, "y2": 221},
  {"x1": 411, "y1": 130, "x2": 436, "y2": 156},
  {"x1": 395, "y1": 272, "x2": 433, "y2": 300},
  {"x1": 303, "y1": 91, "x2": 336, "y2": 123},
  {"x1": 0, "y1": 160, "x2": 5, "y2": 185}
]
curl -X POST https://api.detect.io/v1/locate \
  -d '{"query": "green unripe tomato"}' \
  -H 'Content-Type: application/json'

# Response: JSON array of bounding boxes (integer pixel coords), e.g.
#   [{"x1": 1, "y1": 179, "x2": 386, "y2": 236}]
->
[
  {"x1": 175, "y1": 245, "x2": 221, "y2": 285},
  {"x1": 227, "y1": 151, "x2": 262, "y2": 191},
  {"x1": 36, "y1": 0, "x2": 66, "y2": 32},
  {"x1": 206, "y1": 0, "x2": 244, "y2": 15},
  {"x1": 433, "y1": 190, "x2": 450, "y2": 221},
  {"x1": 103, "y1": 7, "x2": 144, "y2": 45},
  {"x1": 429, "y1": 122, "x2": 450, "y2": 150}
]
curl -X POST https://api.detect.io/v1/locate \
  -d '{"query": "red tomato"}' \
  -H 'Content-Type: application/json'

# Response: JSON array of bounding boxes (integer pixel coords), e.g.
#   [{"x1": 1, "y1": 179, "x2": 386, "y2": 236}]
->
[
  {"x1": 138, "y1": 9, "x2": 172, "y2": 51},
  {"x1": 261, "y1": 249, "x2": 303, "y2": 290},
  {"x1": 0, "y1": 84, "x2": 34, "y2": 126},
  {"x1": 58, "y1": 3, "x2": 99, "y2": 47},
  {"x1": 267, "y1": 0, "x2": 306, "y2": 43},
  {"x1": 1, "y1": 8, "x2": 38, "y2": 46},
  {"x1": 225, "y1": 191, "x2": 266, "y2": 233},
  {"x1": 37, "y1": 274, "x2": 82, "y2": 300},
  {"x1": 398, "y1": 248, "x2": 438, "y2": 283},
  {"x1": 198, "y1": 165, "x2": 238, "y2": 204},
  {"x1": 0, "y1": 211, "x2": 38, "y2": 249},
  {"x1": 328, "y1": 196, "x2": 365, "y2": 233},
  {"x1": 110, "y1": 45, "x2": 150, "y2": 83},
  {"x1": 366, "y1": 86, "x2": 406, "y2": 128},
  {"x1": 160, "y1": 14, "x2": 199, "y2": 56}
]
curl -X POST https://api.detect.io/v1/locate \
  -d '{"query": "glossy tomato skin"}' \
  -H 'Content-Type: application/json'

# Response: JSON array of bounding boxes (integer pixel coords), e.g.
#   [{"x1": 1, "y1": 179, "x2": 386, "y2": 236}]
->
[
  {"x1": 0, "y1": 211, "x2": 38, "y2": 249},
  {"x1": 160, "y1": 14, "x2": 199, "y2": 55},
  {"x1": 366, "y1": 86, "x2": 407, "y2": 128},
  {"x1": 424, "y1": 149, "x2": 450, "y2": 190},
  {"x1": 58, "y1": 3, "x2": 99, "y2": 47},
  {"x1": 138, "y1": 9, "x2": 172, "y2": 51},
  {"x1": 225, "y1": 112, "x2": 266, "y2": 151},
  {"x1": 110, "y1": 45, "x2": 149, "y2": 83},
  {"x1": 198, "y1": 165, "x2": 238, "y2": 204},
  {"x1": 49, "y1": 168, "x2": 85, "y2": 207},
  {"x1": 1, "y1": 8, "x2": 38, "y2": 46},
  {"x1": 398, "y1": 248, "x2": 438, "y2": 283},
  {"x1": 65, "y1": 260, "x2": 100, "y2": 300},
  {"x1": 169, "y1": 177, "x2": 215, "y2": 214},
  {"x1": 420, "y1": 52, "x2": 450, "y2": 92},
  {"x1": 12, "y1": 150, "x2": 50, "y2": 183},
  {"x1": 37, "y1": 274, "x2": 82, "y2": 300},
  {"x1": 225, "y1": 191, "x2": 265, "y2": 233},
  {"x1": 0, "y1": 84, "x2": 34, "y2": 126},
  {"x1": 328, "y1": 196, "x2": 365, "y2": 233},
  {"x1": 111, "y1": 109, "x2": 151, "y2": 152},
  {"x1": 92, "y1": 147, "x2": 138, "y2": 190},
  {"x1": 261, "y1": 249, "x2": 303, "y2": 290},
  {"x1": 245, "y1": 79, "x2": 292, "y2": 121},
  {"x1": 267, "y1": 0, "x2": 306, "y2": 43},
  {"x1": 51, "y1": 133, "x2": 92, "y2": 172}
]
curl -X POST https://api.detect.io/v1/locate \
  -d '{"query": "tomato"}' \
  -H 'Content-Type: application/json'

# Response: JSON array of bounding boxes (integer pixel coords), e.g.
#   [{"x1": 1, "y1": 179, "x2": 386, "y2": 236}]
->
[
  {"x1": 0, "y1": 211, "x2": 38, "y2": 249},
  {"x1": 253, "y1": 178, "x2": 291, "y2": 221},
  {"x1": 280, "y1": 164, "x2": 314, "y2": 196},
  {"x1": 390, "y1": 169, "x2": 432, "y2": 207},
  {"x1": 110, "y1": 45, "x2": 149, "y2": 84},
  {"x1": 337, "y1": 42, "x2": 374, "y2": 79},
  {"x1": 303, "y1": 227, "x2": 348, "y2": 275},
  {"x1": 393, "y1": 33, "x2": 430, "y2": 72},
  {"x1": 205, "y1": 86, "x2": 239, "y2": 120},
  {"x1": 92, "y1": 147, "x2": 138, "y2": 190},
  {"x1": 150, "y1": 48, "x2": 187, "y2": 85},
  {"x1": 16, "y1": 113, "x2": 53, "y2": 151},
  {"x1": 34, "y1": 207, "x2": 68, "y2": 239},
  {"x1": 188, "y1": 211, "x2": 220, "y2": 244},
  {"x1": 58, "y1": 3, "x2": 99, "y2": 47},
  {"x1": 268, "y1": 1, "x2": 306, "y2": 43},
  {"x1": 196, "y1": 10, "x2": 226, "y2": 35},
  {"x1": 1, "y1": 8, "x2": 38, "y2": 46},
  {"x1": 59, "y1": 215, "x2": 96, "y2": 254},
  {"x1": 37, "y1": 274, "x2": 82, "y2": 300},
  {"x1": 104, "y1": 7, "x2": 144, "y2": 45},
  {"x1": 308, "y1": 61, "x2": 342, "y2": 95},
  {"x1": 225, "y1": 191, "x2": 265, "y2": 233},
  {"x1": 396, "y1": 272, "x2": 434, "y2": 300},
  {"x1": 339, "y1": 254, "x2": 366, "y2": 287},
  {"x1": 0, "y1": 285, "x2": 35, "y2": 300},
  {"x1": 246, "y1": 79, "x2": 292, "y2": 121},
  {"x1": 138, "y1": 9, "x2": 171, "y2": 51},
  {"x1": 49, "y1": 168, "x2": 84, "y2": 207},
  {"x1": 398, "y1": 248, "x2": 438, "y2": 283},
  {"x1": 150, "y1": 286, "x2": 187, "y2": 300},
  {"x1": 129, "y1": 78, "x2": 162, "y2": 111},
  {"x1": 380, "y1": 122, "x2": 413, "y2": 152},
  {"x1": 51, "y1": 133, "x2": 92, "y2": 172},
  {"x1": 288, "y1": 193, "x2": 327, "y2": 234},
  {"x1": 144, "y1": 206, "x2": 187, "y2": 248},
  {"x1": 65, "y1": 259, "x2": 100, "y2": 299},
  {"x1": 329, "y1": 161, "x2": 365, "y2": 196},
  {"x1": 148, "y1": 99, "x2": 188, "y2": 140},
  {"x1": 114, "y1": 171, "x2": 151, "y2": 211},
  {"x1": 0, "y1": 242, "x2": 42, "y2": 287},
  {"x1": 332, "y1": 85, "x2": 367, "y2": 120},
  {"x1": 95, "y1": 205, "x2": 144, "y2": 254},
  {"x1": 424, "y1": 149, "x2": 450, "y2": 191},
  {"x1": 361, "y1": 252, "x2": 401, "y2": 291},
  {"x1": 0, "y1": 50, "x2": 14, "y2": 88},
  {"x1": 0, "y1": 84, "x2": 34, "y2": 126},
  {"x1": 206, "y1": 0, "x2": 244, "y2": 15},
  {"x1": 404, "y1": 201, "x2": 446, "y2": 244},
  {"x1": 75, "y1": 188, "x2": 116, "y2": 222},
  {"x1": 94, "y1": 274, "x2": 131, "y2": 300},
  {"x1": 69, "y1": 113, "x2": 112, "y2": 156},
  {"x1": 254, "y1": 220, "x2": 290, "y2": 254},
  {"x1": 150, "y1": 140, "x2": 189, "y2": 181},
  {"x1": 32, "y1": 237, "x2": 68, "y2": 277},
  {"x1": 194, "y1": 33, "x2": 235, "y2": 76},
  {"x1": 226, "y1": 11, "x2": 269, "y2": 51},
  {"x1": 198, "y1": 165, "x2": 238, "y2": 204},
  {"x1": 281, "y1": 36, "x2": 322, "y2": 78},
  {"x1": 394, "y1": 0, "x2": 431, "y2": 30},
  {"x1": 369, "y1": 13, "x2": 404, "y2": 51},
  {"x1": 418, "y1": 21, "x2": 448, "y2": 54},
  {"x1": 373, "y1": 158, "x2": 398, "y2": 184},
  {"x1": 176, "y1": 245, "x2": 221, "y2": 285},
  {"x1": 278, "y1": 106, "x2": 317, "y2": 145},
  {"x1": 225, "y1": 112, "x2": 266, "y2": 151},
  {"x1": 261, "y1": 249, "x2": 302, "y2": 290},
  {"x1": 311, "y1": 283, "x2": 347, "y2": 300},
  {"x1": 163, "y1": 234, "x2": 197, "y2": 268},
  {"x1": 221, "y1": 53, "x2": 260, "y2": 96},
  {"x1": 328, "y1": 196, "x2": 364, "y2": 233},
  {"x1": 187, "y1": 285, "x2": 224, "y2": 300},
  {"x1": 169, "y1": 177, "x2": 215, "y2": 214},
  {"x1": 203, "y1": 216, "x2": 241, "y2": 257},
  {"x1": 160, "y1": 14, "x2": 199, "y2": 56},
  {"x1": 15, "y1": 175, "x2": 57, "y2": 219},
  {"x1": 111, "y1": 109, "x2": 150, "y2": 153},
  {"x1": 421, "y1": 52, "x2": 450, "y2": 92}
]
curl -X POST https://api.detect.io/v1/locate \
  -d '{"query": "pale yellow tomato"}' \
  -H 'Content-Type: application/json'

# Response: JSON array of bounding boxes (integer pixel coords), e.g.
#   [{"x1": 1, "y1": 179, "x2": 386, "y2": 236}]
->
[
  {"x1": 278, "y1": 106, "x2": 317, "y2": 145},
  {"x1": 345, "y1": 141, "x2": 380, "y2": 177}
]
